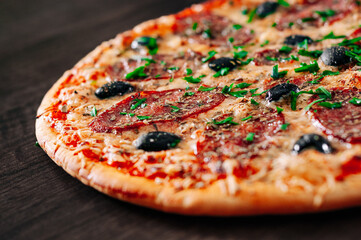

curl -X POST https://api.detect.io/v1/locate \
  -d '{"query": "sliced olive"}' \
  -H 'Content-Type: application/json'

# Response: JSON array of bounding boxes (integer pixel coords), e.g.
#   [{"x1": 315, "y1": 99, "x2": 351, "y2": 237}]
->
[
  {"x1": 208, "y1": 57, "x2": 238, "y2": 72},
  {"x1": 266, "y1": 83, "x2": 300, "y2": 102},
  {"x1": 284, "y1": 35, "x2": 313, "y2": 46},
  {"x1": 256, "y1": 2, "x2": 279, "y2": 18},
  {"x1": 135, "y1": 131, "x2": 181, "y2": 152},
  {"x1": 292, "y1": 134, "x2": 333, "y2": 154},
  {"x1": 320, "y1": 46, "x2": 351, "y2": 66},
  {"x1": 95, "y1": 81, "x2": 134, "y2": 99}
]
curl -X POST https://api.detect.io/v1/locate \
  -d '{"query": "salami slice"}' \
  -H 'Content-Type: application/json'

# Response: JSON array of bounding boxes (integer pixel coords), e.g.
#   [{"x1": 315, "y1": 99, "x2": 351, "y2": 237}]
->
[
  {"x1": 89, "y1": 89, "x2": 225, "y2": 133},
  {"x1": 195, "y1": 109, "x2": 285, "y2": 178},
  {"x1": 310, "y1": 88, "x2": 361, "y2": 143},
  {"x1": 174, "y1": 12, "x2": 253, "y2": 46},
  {"x1": 107, "y1": 50, "x2": 203, "y2": 81},
  {"x1": 277, "y1": 0, "x2": 357, "y2": 30}
]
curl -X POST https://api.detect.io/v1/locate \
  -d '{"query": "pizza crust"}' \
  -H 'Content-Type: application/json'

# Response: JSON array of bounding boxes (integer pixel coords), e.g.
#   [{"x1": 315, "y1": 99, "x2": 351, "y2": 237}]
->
[{"x1": 36, "y1": 0, "x2": 361, "y2": 215}]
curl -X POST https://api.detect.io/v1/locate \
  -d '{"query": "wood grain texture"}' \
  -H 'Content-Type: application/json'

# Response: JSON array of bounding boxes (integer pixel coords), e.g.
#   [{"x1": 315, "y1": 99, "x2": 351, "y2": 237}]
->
[{"x1": 1, "y1": 0, "x2": 361, "y2": 239}]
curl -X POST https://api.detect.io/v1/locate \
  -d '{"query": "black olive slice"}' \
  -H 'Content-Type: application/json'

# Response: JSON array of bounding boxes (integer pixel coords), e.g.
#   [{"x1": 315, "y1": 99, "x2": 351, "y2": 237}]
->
[
  {"x1": 95, "y1": 81, "x2": 135, "y2": 99},
  {"x1": 135, "y1": 131, "x2": 181, "y2": 152},
  {"x1": 208, "y1": 57, "x2": 238, "y2": 72},
  {"x1": 256, "y1": 2, "x2": 279, "y2": 18},
  {"x1": 292, "y1": 134, "x2": 333, "y2": 154},
  {"x1": 266, "y1": 83, "x2": 300, "y2": 102},
  {"x1": 284, "y1": 35, "x2": 313, "y2": 46},
  {"x1": 320, "y1": 46, "x2": 352, "y2": 66}
]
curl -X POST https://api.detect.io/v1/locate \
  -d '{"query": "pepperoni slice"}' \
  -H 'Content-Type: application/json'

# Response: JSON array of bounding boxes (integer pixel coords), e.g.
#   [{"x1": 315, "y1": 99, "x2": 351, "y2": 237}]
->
[
  {"x1": 277, "y1": 0, "x2": 357, "y2": 30},
  {"x1": 107, "y1": 50, "x2": 203, "y2": 81},
  {"x1": 310, "y1": 88, "x2": 361, "y2": 143},
  {"x1": 89, "y1": 89, "x2": 225, "y2": 133},
  {"x1": 173, "y1": 12, "x2": 253, "y2": 47},
  {"x1": 195, "y1": 109, "x2": 285, "y2": 178}
]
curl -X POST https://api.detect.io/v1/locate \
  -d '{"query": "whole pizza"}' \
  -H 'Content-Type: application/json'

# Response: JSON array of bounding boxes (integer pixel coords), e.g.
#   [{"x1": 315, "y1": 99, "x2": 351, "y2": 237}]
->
[{"x1": 36, "y1": 0, "x2": 361, "y2": 215}]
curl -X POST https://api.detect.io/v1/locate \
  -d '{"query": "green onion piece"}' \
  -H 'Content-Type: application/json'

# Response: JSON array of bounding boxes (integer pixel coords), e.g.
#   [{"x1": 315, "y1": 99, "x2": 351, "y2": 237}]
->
[
  {"x1": 228, "y1": 37, "x2": 234, "y2": 43},
  {"x1": 271, "y1": 65, "x2": 288, "y2": 79},
  {"x1": 229, "y1": 90, "x2": 248, "y2": 98},
  {"x1": 203, "y1": 29, "x2": 212, "y2": 39},
  {"x1": 247, "y1": 8, "x2": 256, "y2": 23},
  {"x1": 276, "y1": 106, "x2": 284, "y2": 114},
  {"x1": 314, "y1": 9, "x2": 336, "y2": 22},
  {"x1": 183, "y1": 75, "x2": 204, "y2": 84},
  {"x1": 260, "y1": 40, "x2": 269, "y2": 47},
  {"x1": 241, "y1": 115, "x2": 252, "y2": 121},
  {"x1": 277, "y1": 0, "x2": 290, "y2": 7},
  {"x1": 304, "y1": 98, "x2": 326, "y2": 111},
  {"x1": 349, "y1": 97, "x2": 361, "y2": 105},
  {"x1": 235, "y1": 82, "x2": 252, "y2": 89},
  {"x1": 317, "y1": 31, "x2": 346, "y2": 41},
  {"x1": 213, "y1": 117, "x2": 239, "y2": 125},
  {"x1": 213, "y1": 67, "x2": 230, "y2": 77},
  {"x1": 171, "y1": 106, "x2": 180, "y2": 112},
  {"x1": 130, "y1": 98, "x2": 147, "y2": 110},
  {"x1": 294, "y1": 61, "x2": 320, "y2": 74},
  {"x1": 141, "y1": 57, "x2": 156, "y2": 66},
  {"x1": 298, "y1": 49, "x2": 323, "y2": 58},
  {"x1": 192, "y1": 22, "x2": 198, "y2": 30},
  {"x1": 233, "y1": 24, "x2": 243, "y2": 30},
  {"x1": 315, "y1": 87, "x2": 332, "y2": 99},
  {"x1": 318, "y1": 101, "x2": 342, "y2": 109},
  {"x1": 186, "y1": 68, "x2": 193, "y2": 75},
  {"x1": 279, "y1": 46, "x2": 293, "y2": 54},
  {"x1": 198, "y1": 86, "x2": 216, "y2": 91},
  {"x1": 137, "y1": 116, "x2": 151, "y2": 120},
  {"x1": 280, "y1": 123, "x2": 290, "y2": 130},
  {"x1": 245, "y1": 132, "x2": 255, "y2": 142},
  {"x1": 298, "y1": 39, "x2": 309, "y2": 49},
  {"x1": 183, "y1": 91, "x2": 195, "y2": 97},
  {"x1": 202, "y1": 50, "x2": 217, "y2": 63},
  {"x1": 91, "y1": 106, "x2": 97, "y2": 117},
  {"x1": 250, "y1": 99, "x2": 259, "y2": 105},
  {"x1": 233, "y1": 50, "x2": 248, "y2": 59},
  {"x1": 125, "y1": 66, "x2": 148, "y2": 79}
]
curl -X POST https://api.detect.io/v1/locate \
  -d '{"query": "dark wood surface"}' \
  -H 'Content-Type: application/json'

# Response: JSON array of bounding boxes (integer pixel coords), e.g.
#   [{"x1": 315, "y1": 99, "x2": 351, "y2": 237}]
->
[{"x1": 1, "y1": 0, "x2": 361, "y2": 239}]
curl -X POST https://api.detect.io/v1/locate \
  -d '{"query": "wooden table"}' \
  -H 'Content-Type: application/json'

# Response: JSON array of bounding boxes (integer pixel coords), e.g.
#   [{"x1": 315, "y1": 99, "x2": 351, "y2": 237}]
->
[{"x1": 1, "y1": 0, "x2": 361, "y2": 239}]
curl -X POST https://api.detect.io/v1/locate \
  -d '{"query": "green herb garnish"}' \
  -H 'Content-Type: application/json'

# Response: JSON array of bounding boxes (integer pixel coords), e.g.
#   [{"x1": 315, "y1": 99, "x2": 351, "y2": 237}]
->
[
  {"x1": 261, "y1": 40, "x2": 269, "y2": 47},
  {"x1": 213, "y1": 67, "x2": 230, "y2": 77},
  {"x1": 245, "y1": 132, "x2": 255, "y2": 142},
  {"x1": 125, "y1": 66, "x2": 147, "y2": 79},
  {"x1": 192, "y1": 22, "x2": 198, "y2": 31},
  {"x1": 314, "y1": 9, "x2": 336, "y2": 22},
  {"x1": 314, "y1": 70, "x2": 340, "y2": 81},
  {"x1": 171, "y1": 106, "x2": 180, "y2": 112},
  {"x1": 183, "y1": 75, "x2": 205, "y2": 83},
  {"x1": 91, "y1": 106, "x2": 97, "y2": 117},
  {"x1": 137, "y1": 116, "x2": 151, "y2": 120},
  {"x1": 141, "y1": 57, "x2": 156, "y2": 66},
  {"x1": 280, "y1": 123, "x2": 290, "y2": 130},
  {"x1": 203, "y1": 29, "x2": 212, "y2": 39},
  {"x1": 298, "y1": 49, "x2": 323, "y2": 58},
  {"x1": 184, "y1": 91, "x2": 195, "y2": 97},
  {"x1": 198, "y1": 86, "x2": 216, "y2": 91},
  {"x1": 241, "y1": 115, "x2": 253, "y2": 121},
  {"x1": 318, "y1": 101, "x2": 342, "y2": 109},
  {"x1": 279, "y1": 45, "x2": 293, "y2": 54},
  {"x1": 120, "y1": 112, "x2": 135, "y2": 117},
  {"x1": 213, "y1": 117, "x2": 239, "y2": 125},
  {"x1": 250, "y1": 99, "x2": 259, "y2": 105},
  {"x1": 317, "y1": 31, "x2": 346, "y2": 41},
  {"x1": 186, "y1": 68, "x2": 193, "y2": 75},
  {"x1": 228, "y1": 37, "x2": 234, "y2": 43},
  {"x1": 276, "y1": 106, "x2": 284, "y2": 114},
  {"x1": 315, "y1": 86, "x2": 332, "y2": 99},
  {"x1": 130, "y1": 98, "x2": 147, "y2": 110},
  {"x1": 247, "y1": 8, "x2": 256, "y2": 23},
  {"x1": 350, "y1": 97, "x2": 361, "y2": 105},
  {"x1": 271, "y1": 65, "x2": 288, "y2": 79},
  {"x1": 294, "y1": 61, "x2": 320, "y2": 74},
  {"x1": 233, "y1": 24, "x2": 243, "y2": 30},
  {"x1": 235, "y1": 82, "x2": 252, "y2": 89},
  {"x1": 233, "y1": 50, "x2": 248, "y2": 59},
  {"x1": 202, "y1": 50, "x2": 217, "y2": 63},
  {"x1": 278, "y1": 0, "x2": 290, "y2": 7},
  {"x1": 304, "y1": 98, "x2": 326, "y2": 111}
]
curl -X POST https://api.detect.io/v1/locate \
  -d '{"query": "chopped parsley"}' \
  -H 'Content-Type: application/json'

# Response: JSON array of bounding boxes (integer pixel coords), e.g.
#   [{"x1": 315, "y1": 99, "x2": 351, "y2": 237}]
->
[
  {"x1": 314, "y1": 70, "x2": 340, "y2": 81},
  {"x1": 203, "y1": 28, "x2": 212, "y2": 39},
  {"x1": 247, "y1": 8, "x2": 257, "y2": 23},
  {"x1": 202, "y1": 50, "x2": 217, "y2": 63},
  {"x1": 171, "y1": 106, "x2": 180, "y2": 112},
  {"x1": 304, "y1": 98, "x2": 325, "y2": 111},
  {"x1": 279, "y1": 45, "x2": 293, "y2": 54},
  {"x1": 91, "y1": 106, "x2": 97, "y2": 117},
  {"x1": 294, "y1": 61, "x2": 320, "y2": 74},
  {"x1": 250, "y1": 99, "x2": 259, "y2": 105},
  {"x1": 154, "y1": 74, "x2": 161, "y2": 78},
  {"x1": 318, "y1": 101, "x2": 342, "y2": 109},
  {"x1": 317, "y1": 31, "x2": 346, "y2": 41},
  {"x1": 276, "y1": 106, "x2": 284, "y2": 114},
  {"x1": 345, "y1": 50, "x2": 361, "y2": 64},
  {"x1": 245, "y1": 132, "x2": 255, "y2": 142},
  {"x1": 298, "y1": 49, "x2": 323, "y2": 58},
  {"x1": 183, "y1": 91, "x2": 195, "y2": 97},
  {"x1": 233, "y1": 50, "x2": 248, "y2": 59},
  {"x1": 198, "y1": 86, "x2": 216, "y2": 91},
  {"x1": 183, "y1": 75, "x2": 205, "y2": 84},
  {"x1": 314, "y1": 9, "x2": 336, "y2": 22},
  {"x1": 298, "y1": 39, "x2": 309, "y2": 49},
  {"x1": 168, "y1": 66, "x2": 180, "y2": 71},
  {"x1": 228, "y1": 37, "x2": 234, "y2": 43},
  {"x1": 233, "y1": 24, "x2": 243, "y2": 30},
  {"x1": 136, "y1": 36, "x2": 158, "y2": 55},
  {"x1": 350, "y1": 97, "x2": 361, "y2": 105},
  {"x1": 271, "y1": 22, "x2": 277, "y2": 27},
  {"x1": 222, "y1": 83, "x2": 248, "y2": 97},
  {"x1": 213, "y1": 117, "x2": 239, "y2": 125},
  {"x1": 125, "y1": 66, "x2": 147, "y2": 79},
  {"x1": 338, "y1": 37, "x2": 361, "y2": 47},
  {"x1": 241, "y1": 115, "x2": 253, "y2": 121},
  {"x1": 213, "y1": 67, "x2": 230, "y2": 77},
  {"x1": 169, "y1": 77, "x2": 174, "y2": 82},
  {"x1": 289, "y1": 22, "x2": 294, "y2": 27},
  {"x1": 280, "y1": 123, "x2": 290, "y2": 130},
  {"x1": 235, "y1": 82, "x2": 252, "y2": 89},
  {"x1": 141, "y1": 57, "x2": 156, "y2": 66},
  {"x1": 277, "y1": 0, "x2": 290, "y2": 7},
  {"x1": 290, "y1": 90, "x2": 315, "y2": 110},
  {"x1": 266, "y1": 56, "x2": 279, "y2": 61},
  {"x1": 130, "y1": 98, "x2": 147, "y2": 110},
  {"x1": 251, "y1": 89, "x2": 268, "y2": 96},
  {"x1": 120, "y1": 112, "x2": 135, "y2": 117},
  {"x1": 238, "y1": 58, "x2": 254, "y2": 66},
  {"x1": 186, "y1": 68, "x2": 193, "y2": 75},
  {"x1": 137, "y1": 116, "x2": 151, "y2": 120},
  {"x1": 271, "y1": 65, "x2": 288, "y2": 79},
  {"x1": 192, "y1": 22, "x2": 198, "y2": 31},
  {"x1": 260, "y1": 40, "x2": 269, "y2": 47},
  {"x1": 301, "y1": 17, "x2": 316, "y2": 23},
  {"x1": 315, "y1": 86, "x2": 332, "y2": 99}
]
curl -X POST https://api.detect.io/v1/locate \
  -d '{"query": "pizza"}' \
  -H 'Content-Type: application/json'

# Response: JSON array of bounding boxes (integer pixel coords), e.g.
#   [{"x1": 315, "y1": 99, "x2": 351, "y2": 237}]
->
[{"x1": 35, "y1": 0, "x2": 361, "y2": 215}]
